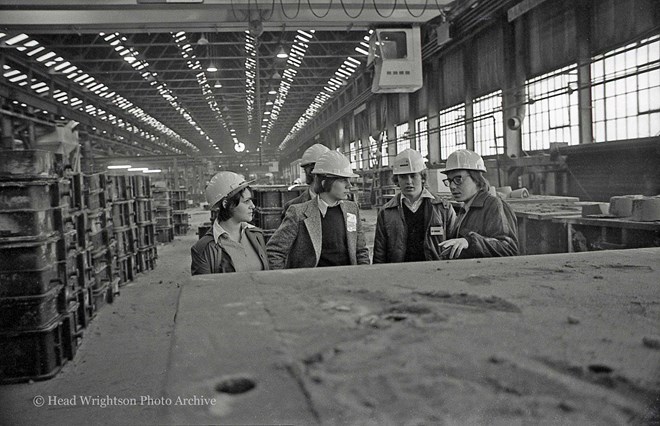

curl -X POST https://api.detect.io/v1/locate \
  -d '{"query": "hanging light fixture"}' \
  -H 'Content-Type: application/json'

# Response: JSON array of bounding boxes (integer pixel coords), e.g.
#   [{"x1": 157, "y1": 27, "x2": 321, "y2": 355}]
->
[
  {"x1": 214, "y1": 80, "x2": 222, "y2": 88},
  {"x1": 271, "y1": 70, "x2": 281, "y2": 80},
  {"x1": 276, "y1": 45, "x2": 288, "y2": 59},
  {"x1": 206, "y1": 33, "x2": 217, "y2": 72}
]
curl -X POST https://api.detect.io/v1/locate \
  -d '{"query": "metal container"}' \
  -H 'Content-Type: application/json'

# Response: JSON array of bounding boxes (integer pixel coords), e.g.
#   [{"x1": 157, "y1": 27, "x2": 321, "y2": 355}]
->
[
  {"x1": 0, "y1": 150, "x2": 61, "y2": 180},
  {"x1": 0, "y1": 315, "x2": 66, "y2": 383},
  {"x1": 0, "y1": 181, "x2": 58, "y2": 210},
  {"x1": 0, "y1": 285, "x2": 63, "y2": 330},
  {"x1": 0, "y1": 235, "x2": 60, "y2": 271},
  {"x1": 0, "y1": 265, "x2": 62, "y2": 297},
  {"x1": 0, "y1": 209, "x2": 59, "y2": 239}
]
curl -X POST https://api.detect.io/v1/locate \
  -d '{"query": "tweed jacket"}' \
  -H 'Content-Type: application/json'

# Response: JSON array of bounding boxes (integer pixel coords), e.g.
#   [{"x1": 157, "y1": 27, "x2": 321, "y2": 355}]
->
[
  {"x1": 451, "y1": 190, "x2": 519, "y2": 258},
  {"x1": 281, "y1": 187, "x2": 312, "y2": 219},
  {"x1": 267, "y1": 197, "x2": 370, "y2": 269},
  {"x1": 373, "y1": 192, "x2": 457, "y2": 263},
  {"x1": 190, "y1": 224, "x2": 269, "y2": 275}
]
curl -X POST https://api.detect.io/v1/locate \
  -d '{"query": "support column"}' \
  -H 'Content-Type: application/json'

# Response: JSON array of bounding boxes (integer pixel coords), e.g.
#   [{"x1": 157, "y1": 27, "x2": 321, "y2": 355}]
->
[
  {"x1": 1, "y1": 113, "x2": 13, "y2": 149},
  {"x1": 576, "y1": 1, "x2": 593, "y2": 145},
  {"x1": 428, "y1": 57, "x2": 441, "y2": 164},
  {"x1": 173, "y1": 158, "x2": 179, "y2": 189},
  {"x1": 463, "y1": 41, "x2": 475, "y2": 151},
  {"x1": 79, "y1": 129, "x2": 93, "y2": 173},
  {"x1": 502, "y1": 16, "x2": 527, "y2": 160}
]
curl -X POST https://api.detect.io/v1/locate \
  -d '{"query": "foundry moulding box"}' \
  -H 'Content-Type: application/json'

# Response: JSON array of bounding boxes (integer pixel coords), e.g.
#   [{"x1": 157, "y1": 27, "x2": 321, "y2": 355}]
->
[{"x1": 0, "y1": 315, "x2": 68, "y2": 384}]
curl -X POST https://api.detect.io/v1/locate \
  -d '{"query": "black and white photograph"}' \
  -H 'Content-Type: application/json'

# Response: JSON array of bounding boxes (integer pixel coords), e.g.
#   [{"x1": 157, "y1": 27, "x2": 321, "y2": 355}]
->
[{"x1": 0, "y1": 0, "x2": 658, "y2": 424}]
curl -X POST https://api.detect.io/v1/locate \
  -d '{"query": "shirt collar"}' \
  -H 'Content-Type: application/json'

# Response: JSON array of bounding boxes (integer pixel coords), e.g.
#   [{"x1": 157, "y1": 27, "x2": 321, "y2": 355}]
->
[
  {"x1": 401, "y1": 188, "x2": 434, "y2": 213},
  {"x1": 213, "y1": 220, "x2": 247, "y2": 244},
  {"x1": 459, "y1": 192, "x2": 478, "y2": 214},
  {"x1": 317, "y1": 195, "x2": 342, "y2": 218}
]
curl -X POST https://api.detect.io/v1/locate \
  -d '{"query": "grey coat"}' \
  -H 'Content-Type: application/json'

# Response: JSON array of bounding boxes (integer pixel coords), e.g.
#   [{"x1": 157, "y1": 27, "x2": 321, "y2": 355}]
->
[{"x1": 267, "y1": 197, "x2": 370, "y2": 269}]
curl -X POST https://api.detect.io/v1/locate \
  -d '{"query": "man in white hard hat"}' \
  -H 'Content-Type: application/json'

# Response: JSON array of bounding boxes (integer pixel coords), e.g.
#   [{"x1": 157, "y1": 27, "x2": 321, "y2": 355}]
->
[
  {"x1": 281, "y1": 143, "x2": 330, "y2": 219},
  {"x1": 373, "y1": 148, "x2": 457, "y2": 263},
  {"x1": 267, "y1": 150, "x2": 370, "y2": 268},
  {"x1": 439, "y1": 149, "x2": 518, "y2": 259},
  {"x1": 191, "y1": 171, "x2": 269, "y2": 274}
]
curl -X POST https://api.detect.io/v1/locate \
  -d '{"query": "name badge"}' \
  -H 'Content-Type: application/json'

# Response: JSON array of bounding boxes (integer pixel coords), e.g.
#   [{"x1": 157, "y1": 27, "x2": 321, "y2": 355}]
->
[
  {"x1": 430, "y1": 226, "x2": 444, "y2": 236},
  {"x1": 346, "y1": 213, "x2": 357, "y2": 232}
]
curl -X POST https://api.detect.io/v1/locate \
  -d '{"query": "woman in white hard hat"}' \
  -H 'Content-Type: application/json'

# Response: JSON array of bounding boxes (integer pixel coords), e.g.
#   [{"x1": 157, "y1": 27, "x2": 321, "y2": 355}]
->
[
  {"x1": 373, "y1": 149, "x2": 457, "y2": 263},
  {"x1": 267, "y1": 150, "x2": 370, "y2": 268},
  {"x1": 281, "y1": 143, "x2": 330, "y2": 219},
  {"x1": 190, "y1": 171, "x2": 269, "y2": 275},
  {"x1": 438, "y1": 149, "x2": 518, "y2": 259}
]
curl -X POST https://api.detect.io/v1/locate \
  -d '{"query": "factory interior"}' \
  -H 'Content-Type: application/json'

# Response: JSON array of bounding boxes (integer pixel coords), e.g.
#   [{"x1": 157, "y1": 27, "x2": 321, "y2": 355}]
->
[{"x1": 0, "y1": 0, "x2": 659, "y2": 424}]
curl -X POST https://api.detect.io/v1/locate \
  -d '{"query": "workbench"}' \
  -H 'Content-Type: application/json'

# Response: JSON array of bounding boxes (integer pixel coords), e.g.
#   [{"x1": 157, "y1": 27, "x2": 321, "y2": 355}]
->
[
  {"x1": 162, "y1": 248, "x2": 660, "y2": 425},
  {"x1": 552, "y1": 215, "x2": 660, "y2": 252},
  {"x1": 506, "y1": 196, "x2": 581, "y2": 255}
]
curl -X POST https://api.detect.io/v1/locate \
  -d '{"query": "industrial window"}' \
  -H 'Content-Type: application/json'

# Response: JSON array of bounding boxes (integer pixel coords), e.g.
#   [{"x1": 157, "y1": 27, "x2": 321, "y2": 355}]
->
[
  {"x1": 367, "y1": 135, "x2": 380, "y2": 169},
  {"x1": 414, "y1": 116, "x2": 428, "y2": 159},
  {"x1": 356, "y1": 139, "x2": 363, "y2": 170},
  {"x1": 349, "y1": 141, "x2": 357, "y2": 169},
  {"x1": 395, "y1": 122, "x2": 410, "y2": 154},
  {"x1": 381, "y1": 134, "x2": 389, "y2": 167},
  {"x1": 473, "y1": 90, "x2": 504, "y2": 157},
  {"x1": 591, "y1": 35, "x2": 660, "y2": 142},
  {"x1": 522, "y1": 65, "x2": 580, "y2": 151},
  {"x1": 379, "y1": 31, "x2": 408, "y2": 60},
  {"x1": 438, "y1": 103, "x2": 466, "y2": 160}
]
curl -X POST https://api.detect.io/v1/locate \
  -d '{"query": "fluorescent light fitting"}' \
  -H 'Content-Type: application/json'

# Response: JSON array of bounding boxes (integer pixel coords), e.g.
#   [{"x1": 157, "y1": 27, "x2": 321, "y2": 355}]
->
[{"x1": 107, "y1": 165, "x2": 132, "y2": 169}]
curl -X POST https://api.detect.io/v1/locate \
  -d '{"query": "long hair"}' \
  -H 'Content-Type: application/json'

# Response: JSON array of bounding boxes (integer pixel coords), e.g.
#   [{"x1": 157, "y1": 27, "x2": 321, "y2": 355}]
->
[
  {"x1": 312, "y1": 174, "x2": 346, "y2": 194},
  {"x1": 302, "y1": 164, "x2": 315, "y2": 185},
  {"x1": 467, "y1": 170, "x2": 490, "y2": 192}
]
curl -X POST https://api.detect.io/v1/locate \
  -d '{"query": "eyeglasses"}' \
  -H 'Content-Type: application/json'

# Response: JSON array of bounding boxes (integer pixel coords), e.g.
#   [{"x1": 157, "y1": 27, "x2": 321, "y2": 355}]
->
[{"x1": 443, "y1": 175, "x2": 467, "y2": 187}]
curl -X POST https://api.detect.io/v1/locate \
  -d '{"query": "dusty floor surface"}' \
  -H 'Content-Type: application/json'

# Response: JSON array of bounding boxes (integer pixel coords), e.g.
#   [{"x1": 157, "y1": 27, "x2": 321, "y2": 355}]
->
[{"x1": 1, "y1": 206, "x2": 658, "y2": 426}]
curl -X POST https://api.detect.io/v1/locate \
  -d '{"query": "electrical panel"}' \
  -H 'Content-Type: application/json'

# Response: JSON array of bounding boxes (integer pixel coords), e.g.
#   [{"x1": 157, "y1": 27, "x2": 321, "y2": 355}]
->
[{"x1": 369, "y1": 27, "x2": 423, "y2": 94}]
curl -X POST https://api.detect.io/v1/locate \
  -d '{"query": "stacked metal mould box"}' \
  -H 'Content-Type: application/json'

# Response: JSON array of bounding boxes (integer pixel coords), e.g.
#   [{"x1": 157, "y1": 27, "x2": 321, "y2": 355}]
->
[
  {"x1": 251, "y1": 185, "x2": 306, "y2": 241},
  {"x1": 133, "y1": 175, "x2": 157, "y2": 274},
  {"x1": 153, "y1": 187, "x2": 174, "y2": 243},
  {"x1": 108, "y1": 174, "x2": 139, "y2": 286},
  {"x1": 170, "y1": 189, "x2": 189, "y2": 236},
  {"x1": 0, "y1": 150, "x2": 76, "y2": 383},
  {"x1": 84, "y1": 173, "x2": 120, "y2": 313}
]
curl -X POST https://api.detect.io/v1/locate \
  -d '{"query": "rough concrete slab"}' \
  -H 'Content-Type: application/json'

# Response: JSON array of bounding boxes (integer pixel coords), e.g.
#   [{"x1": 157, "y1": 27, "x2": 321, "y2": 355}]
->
[{"x1": 164, "y1": 247, "x2": 660, "y2": 425}]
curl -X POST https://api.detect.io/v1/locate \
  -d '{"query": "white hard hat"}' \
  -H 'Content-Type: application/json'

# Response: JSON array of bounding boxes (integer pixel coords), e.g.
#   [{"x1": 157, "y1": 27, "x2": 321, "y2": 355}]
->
[
  {"x1": 205, "y1": 171, "x2": 254, "y2": 207},
  {"x1": 301, "y1": 143, "x2": 331, "y2": 166},
  {"x1": 393, "y1": 148, "x2": 426, "y2": 175},
  {"x1": 441, "y1": 149, "x2": 487, "y2": 173},
  {"x1": 312, "y1": 150, "x2": 358, "y2": 178}
]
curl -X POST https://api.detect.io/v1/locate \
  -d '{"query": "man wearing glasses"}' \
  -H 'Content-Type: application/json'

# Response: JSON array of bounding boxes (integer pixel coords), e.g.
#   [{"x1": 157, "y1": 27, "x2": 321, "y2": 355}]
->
[{"x1": 438, "y1": 149, "x2": 519, "y2": 259}]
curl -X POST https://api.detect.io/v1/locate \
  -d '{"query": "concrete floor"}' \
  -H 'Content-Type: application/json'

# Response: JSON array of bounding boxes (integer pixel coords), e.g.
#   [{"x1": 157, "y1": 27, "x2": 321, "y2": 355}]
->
[{"x1": 0, "y1": 206, "x2": 379, "y2": 426}]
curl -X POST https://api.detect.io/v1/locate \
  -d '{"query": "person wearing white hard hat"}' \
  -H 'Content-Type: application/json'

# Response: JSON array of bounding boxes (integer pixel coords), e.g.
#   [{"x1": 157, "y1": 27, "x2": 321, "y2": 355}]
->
[
  {"x1": 281, "y1": 143, "x2": 330, "y2": 219},
  {"x1": 438, "y1": 149, "x2": 518, "y2": 259},
  {"x1": 190, "y1": 171, "x2": 269, "y2": 275},
  {"x1": 267, "y1": 150, "x2": 370, "y2": 269},
  {"x1": 373, "y1": 149, "x2": 457, "y2": 263}
]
